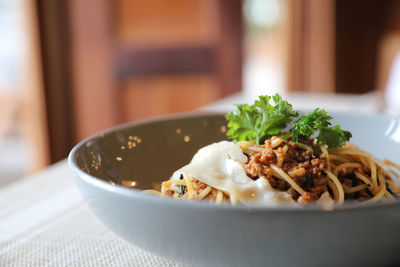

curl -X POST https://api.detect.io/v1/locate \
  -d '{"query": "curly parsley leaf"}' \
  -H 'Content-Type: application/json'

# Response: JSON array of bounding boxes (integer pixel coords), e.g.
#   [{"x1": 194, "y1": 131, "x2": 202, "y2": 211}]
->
[
  {"x1": 290, "y1": 108, "x2": 352, "y2": 147},
  {"x1": 318, "y1": 125, "x2": 352, "y2": 148},
  {"x1": 225, "y1": 94, "x2": 352, "y2": 148},
  {"x1": 291, "y1": 108, "x2": 332, "y2": 142},
  {"x1": 225, "y1": 94, "x2": 299, "y2": 144},
  {"x1": 225, "y1": 104, "x2": 258, "y2": 143}
]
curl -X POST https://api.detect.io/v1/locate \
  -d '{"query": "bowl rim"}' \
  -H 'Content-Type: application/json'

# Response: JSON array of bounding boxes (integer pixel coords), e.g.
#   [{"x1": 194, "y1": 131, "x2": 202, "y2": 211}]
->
[{"x1": 68, "y1": 110, "x2": 400, "y2": 213}]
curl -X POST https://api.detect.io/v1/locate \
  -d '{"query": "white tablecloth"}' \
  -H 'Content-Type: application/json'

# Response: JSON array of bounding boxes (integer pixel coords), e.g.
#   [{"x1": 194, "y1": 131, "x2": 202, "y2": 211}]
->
[
  {"x1": 0, "y1": 161, "x2": 184, "y2": 266},
  {"x1": 0, "y1": 92, "x2": 383, "y2": 266}
]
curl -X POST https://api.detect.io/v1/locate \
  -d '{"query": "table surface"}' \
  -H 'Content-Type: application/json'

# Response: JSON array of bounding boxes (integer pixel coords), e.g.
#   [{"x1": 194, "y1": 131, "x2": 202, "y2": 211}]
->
[{"x1": 0, "y1": 92, "x2": 385, "y2": 266}]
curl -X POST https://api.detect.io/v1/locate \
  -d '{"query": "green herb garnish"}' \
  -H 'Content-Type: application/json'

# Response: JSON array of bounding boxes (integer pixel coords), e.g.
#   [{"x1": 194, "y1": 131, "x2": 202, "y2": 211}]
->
[
  {"x1": 317, "y1": 125, "x2": 352, "y2": 148},
  {"x1": 225, "y1": 94, "x2": 299, "y2": 145},
  {"x1": 290, "y1": 108, "x2": 352, "y2": 148},
  {"x1": 225, "y1": 94, "x2": 352, "y2": 148},
  {"x1": 178, "y1": 184, "x2": 186, "y2": 197},
  {"x1": 290, "y1": 108, "x2": 332, "y2": 142}
]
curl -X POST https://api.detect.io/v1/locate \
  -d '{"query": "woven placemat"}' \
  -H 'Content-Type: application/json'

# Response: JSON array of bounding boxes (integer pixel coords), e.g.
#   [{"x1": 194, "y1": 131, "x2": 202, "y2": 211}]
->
[{"x1": 0, "y1": 161, "x2": 184, "y2": 267}]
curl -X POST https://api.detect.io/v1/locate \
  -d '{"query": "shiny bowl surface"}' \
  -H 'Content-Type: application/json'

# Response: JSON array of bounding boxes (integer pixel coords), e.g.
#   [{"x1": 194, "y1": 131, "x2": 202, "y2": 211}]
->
[{"x1": 69, "y1": 112, "x2": 400, "y2": 267}]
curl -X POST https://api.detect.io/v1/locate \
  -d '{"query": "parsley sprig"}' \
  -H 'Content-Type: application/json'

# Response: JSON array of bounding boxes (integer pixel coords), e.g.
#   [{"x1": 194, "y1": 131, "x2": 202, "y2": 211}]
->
[
  {"x1": 225, "y1": 94, "x2": 352, "y2": 148},
  {"x1": 290, "y1": 108, "x2": 352, "y2": 148},
  {"x1": 225, "y1": 94, "x2": 298, "y2": 145}
]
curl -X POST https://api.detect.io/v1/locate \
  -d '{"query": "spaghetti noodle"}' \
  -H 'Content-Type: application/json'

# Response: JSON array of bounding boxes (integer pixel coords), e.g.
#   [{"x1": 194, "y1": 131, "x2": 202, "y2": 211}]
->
[{"x1": 146, "y1": 137, "x2": 400, "y2": 205}]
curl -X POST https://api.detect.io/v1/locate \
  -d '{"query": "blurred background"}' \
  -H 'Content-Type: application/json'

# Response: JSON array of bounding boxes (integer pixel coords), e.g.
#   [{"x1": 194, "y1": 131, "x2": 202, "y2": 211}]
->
[{"x1": 1, "y1": 0, "x2": 400, "y2": 185}]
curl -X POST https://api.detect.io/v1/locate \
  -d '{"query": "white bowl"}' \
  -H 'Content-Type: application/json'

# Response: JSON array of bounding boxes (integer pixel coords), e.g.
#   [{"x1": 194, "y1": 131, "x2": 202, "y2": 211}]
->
[{"x1": 69, "y1": 112, "x2": 400, "y2": 266}]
